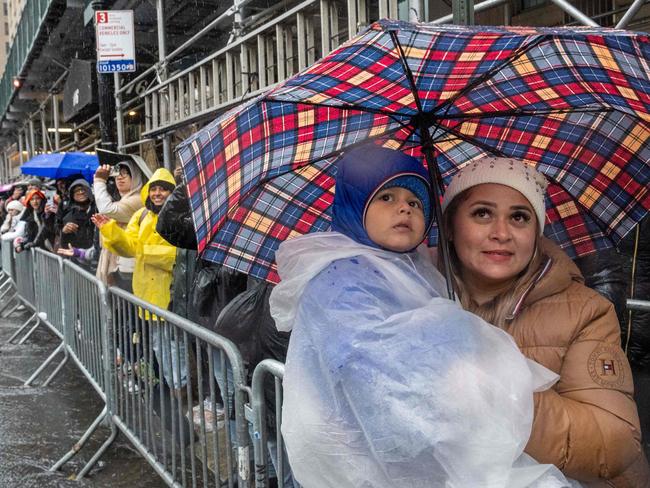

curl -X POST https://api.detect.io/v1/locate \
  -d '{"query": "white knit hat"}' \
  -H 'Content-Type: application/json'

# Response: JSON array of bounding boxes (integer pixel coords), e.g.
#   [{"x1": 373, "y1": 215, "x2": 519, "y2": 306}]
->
[
  {"x1": 6, "y1": 200, "x2": 24, "y2": 213},
  {"x1": 441, "y1": 157, "x2": 548, "y2": 234}
]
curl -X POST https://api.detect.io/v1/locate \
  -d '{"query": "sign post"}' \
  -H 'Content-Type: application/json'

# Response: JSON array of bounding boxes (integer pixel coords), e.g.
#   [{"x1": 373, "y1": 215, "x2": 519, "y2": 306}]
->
[{"x1": 95, "y1": 10, "x2": 136, "y2": 73}]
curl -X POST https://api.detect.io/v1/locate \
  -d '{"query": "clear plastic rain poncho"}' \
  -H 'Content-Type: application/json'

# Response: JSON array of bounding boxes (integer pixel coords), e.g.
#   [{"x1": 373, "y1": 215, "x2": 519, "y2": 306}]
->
[{"x1": 270, "y1": 232, "x2": 575, "y2": 488}]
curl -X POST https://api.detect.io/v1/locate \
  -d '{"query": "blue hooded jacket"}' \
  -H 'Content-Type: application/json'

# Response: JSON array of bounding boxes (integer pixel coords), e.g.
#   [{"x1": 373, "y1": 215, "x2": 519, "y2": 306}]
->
[{"x1": 331, "y1": 145, "x2": 432, "y2": 249}]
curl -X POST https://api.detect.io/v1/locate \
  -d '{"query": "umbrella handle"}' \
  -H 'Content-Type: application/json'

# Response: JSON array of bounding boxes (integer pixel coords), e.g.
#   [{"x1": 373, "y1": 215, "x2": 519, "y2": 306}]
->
[{"x1": 420, "y1": 125, "x2": 456, "y2": 301}]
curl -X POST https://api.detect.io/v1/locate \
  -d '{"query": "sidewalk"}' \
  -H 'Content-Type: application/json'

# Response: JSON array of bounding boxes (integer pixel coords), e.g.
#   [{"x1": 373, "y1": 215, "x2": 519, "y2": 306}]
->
[{"x1": 0, "y1": 308, "x2": 165, "y2": 487}]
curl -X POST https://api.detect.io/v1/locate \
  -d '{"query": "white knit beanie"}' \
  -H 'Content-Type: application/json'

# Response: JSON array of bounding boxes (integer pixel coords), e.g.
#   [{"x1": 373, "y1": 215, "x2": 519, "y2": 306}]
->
[
  {"x1": 6, "y1": 200, "x2": 24, "y2": 213},
  {"x1": 441, "y1": 157, "x2": 548, "y2": 234}
]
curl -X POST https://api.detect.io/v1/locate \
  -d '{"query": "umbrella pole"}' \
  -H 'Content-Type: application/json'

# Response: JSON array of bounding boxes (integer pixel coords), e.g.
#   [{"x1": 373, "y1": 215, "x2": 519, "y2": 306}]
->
[{"x1": 419, "y1": 122, "x2": 456, "y2": 301}]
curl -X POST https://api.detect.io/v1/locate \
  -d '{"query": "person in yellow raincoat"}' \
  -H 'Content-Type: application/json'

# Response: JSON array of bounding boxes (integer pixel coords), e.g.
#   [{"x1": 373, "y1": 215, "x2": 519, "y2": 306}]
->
[{"x1": 93, "y1": 168, "x2": 186, "y2": 389}]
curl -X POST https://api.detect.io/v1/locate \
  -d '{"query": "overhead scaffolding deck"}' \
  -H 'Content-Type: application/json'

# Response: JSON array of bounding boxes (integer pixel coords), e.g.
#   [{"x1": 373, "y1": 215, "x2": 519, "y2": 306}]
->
[{"x1": 0, "y1": 0, "x2": 648, "y2": 178}]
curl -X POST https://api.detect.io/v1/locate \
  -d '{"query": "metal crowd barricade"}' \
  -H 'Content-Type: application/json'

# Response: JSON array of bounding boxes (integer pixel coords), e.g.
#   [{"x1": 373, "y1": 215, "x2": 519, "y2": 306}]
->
[
  {"x1": 6, "y1": 248, "x2": 40, "y2": 344},
  {"x1": 107, "y1": 286, "x2": 251, "y2": 488},
  {"x1": 0, "y1": 240, "x2": 20, "y2": 317},
  {"x1": 23, "y1": 248, "x2": 68, "y2": 387},
  {"x1": 49, "y1": 258, "x2": 117, "y2": 479},
  {"x1": 1, "y1": 237, "x2": 14, "y2": 279},
  {"x1": 248, "y1": 359, "x2": 287, "y2": 488},
  {"x1": 13, "y1": 246, "x2": 35, "y2": 304},
  {"x1": 627, "y1": 299, "x2": 650, "y2": 312}
]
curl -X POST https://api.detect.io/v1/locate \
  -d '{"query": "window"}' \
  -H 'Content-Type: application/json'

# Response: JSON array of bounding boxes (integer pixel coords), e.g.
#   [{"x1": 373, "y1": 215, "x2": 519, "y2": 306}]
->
[
  {"x1": 2, "y1": 2, "x2": 7, "y2": 16},
  {"x1": 5, "y1": 42, "x2": 9, "y2": 54},
  {"x1": 4, "y1": 23, "x2": 8, "y2": 36}
]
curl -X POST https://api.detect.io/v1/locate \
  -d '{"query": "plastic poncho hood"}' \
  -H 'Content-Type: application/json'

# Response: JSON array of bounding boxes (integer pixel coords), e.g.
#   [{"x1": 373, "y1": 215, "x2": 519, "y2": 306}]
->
[{"x1": 331, "y1": 145, "x2": 432, "y2": 249}]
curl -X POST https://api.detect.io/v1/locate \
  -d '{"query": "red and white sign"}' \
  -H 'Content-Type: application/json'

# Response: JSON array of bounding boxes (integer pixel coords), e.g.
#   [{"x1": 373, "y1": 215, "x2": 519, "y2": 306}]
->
[{"x1": 95, "y1": 10, "x2": 136, "y2": 73}]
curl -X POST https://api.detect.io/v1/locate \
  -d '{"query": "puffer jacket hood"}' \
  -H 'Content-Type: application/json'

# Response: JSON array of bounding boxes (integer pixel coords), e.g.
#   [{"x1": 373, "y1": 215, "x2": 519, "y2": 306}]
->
[
  {"x1": 140, "y1": 168, "x2": 176, "y2": 206},
  {"x1": 521, "y1": 238, "x2": 583, "y2": 308}
]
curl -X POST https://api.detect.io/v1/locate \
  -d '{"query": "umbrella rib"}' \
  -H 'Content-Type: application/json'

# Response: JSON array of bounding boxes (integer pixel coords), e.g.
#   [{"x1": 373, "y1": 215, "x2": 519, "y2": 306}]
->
[
  {"x1": 267, "y1": 98, "x2": 415, "y2": 128},
  {"x1": 432, "y1": 121, "x2": 509, "y2": 158},
  {"x1": 435, "y1": 106, "x2": 614, "y2": 120}
]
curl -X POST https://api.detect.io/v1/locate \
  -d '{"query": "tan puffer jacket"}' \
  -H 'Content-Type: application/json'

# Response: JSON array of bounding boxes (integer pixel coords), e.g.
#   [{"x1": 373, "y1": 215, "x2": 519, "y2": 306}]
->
[{"x1": 503, "y1": 238, "x2": 649, "y2": 487}]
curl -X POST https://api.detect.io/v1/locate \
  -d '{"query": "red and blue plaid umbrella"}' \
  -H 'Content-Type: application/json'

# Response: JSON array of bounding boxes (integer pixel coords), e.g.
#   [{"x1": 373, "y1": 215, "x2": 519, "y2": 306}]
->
[{"x1": 178, "y1": 20, "x2": 650, "y2": 284}]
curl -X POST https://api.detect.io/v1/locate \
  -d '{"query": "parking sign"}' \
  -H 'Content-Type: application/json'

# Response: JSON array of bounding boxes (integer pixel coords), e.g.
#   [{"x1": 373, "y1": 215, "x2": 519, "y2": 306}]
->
[{"x1": 95, "y1": 10, "x2": 136, "y2": 73}]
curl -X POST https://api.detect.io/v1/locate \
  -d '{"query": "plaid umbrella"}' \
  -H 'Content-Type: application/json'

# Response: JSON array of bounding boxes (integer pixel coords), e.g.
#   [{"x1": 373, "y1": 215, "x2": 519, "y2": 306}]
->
[{"x1": 178, "y1": 20, "x2": 650, "y2": 284}]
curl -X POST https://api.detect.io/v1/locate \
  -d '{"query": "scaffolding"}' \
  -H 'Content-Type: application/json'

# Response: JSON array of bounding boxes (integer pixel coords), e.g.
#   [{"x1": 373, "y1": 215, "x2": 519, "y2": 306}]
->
[{"x1": 0, "y1": 0, "x2": 648, "y2": 179}]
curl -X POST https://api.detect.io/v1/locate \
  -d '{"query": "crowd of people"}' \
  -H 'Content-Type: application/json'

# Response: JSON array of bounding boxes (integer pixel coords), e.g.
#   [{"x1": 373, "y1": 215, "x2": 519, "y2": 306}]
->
[{"x1": 0, "y1": 147, "x2": 648, "y2": 487}]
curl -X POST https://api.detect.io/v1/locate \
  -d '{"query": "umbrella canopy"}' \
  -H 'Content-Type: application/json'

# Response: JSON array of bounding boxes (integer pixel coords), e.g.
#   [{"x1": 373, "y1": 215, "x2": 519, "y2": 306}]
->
[
  {"x1": 178, "y1": 20, "x2": 650, "y2": 284},
  {"x1": 21, "y1": 152, "x2": 99, "y2": 181}
]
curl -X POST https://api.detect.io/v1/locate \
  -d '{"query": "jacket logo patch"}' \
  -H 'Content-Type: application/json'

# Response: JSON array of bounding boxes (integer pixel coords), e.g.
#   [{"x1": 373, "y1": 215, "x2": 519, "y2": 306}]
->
[{"x1": 588, "y1": 344, "x2": 625, "y2": 388}]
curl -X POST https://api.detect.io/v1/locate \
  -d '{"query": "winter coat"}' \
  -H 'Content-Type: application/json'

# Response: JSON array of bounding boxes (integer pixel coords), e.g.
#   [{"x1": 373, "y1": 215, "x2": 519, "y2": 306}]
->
[
  {"x1": 99, "y1": 168, "x2": 177, "y2": 312},
  {"x1": 503, "y1": 238, "x2": 649, "y2": 486},
  {"x1": 93, "y1": 162, "x2": 143, "y2": 285},
  {"x1": 1, "y1": 212, "x2": 23, "y2": 235},
  {"x1": 59, "y1": 179, "x2": 96, "y2": 250},
  {"x1": 20, "y1": 192, "x2": 55, "y2": 251},
  {"x1": 156, "y1": 183, "x2": 247, "y2": 325}
]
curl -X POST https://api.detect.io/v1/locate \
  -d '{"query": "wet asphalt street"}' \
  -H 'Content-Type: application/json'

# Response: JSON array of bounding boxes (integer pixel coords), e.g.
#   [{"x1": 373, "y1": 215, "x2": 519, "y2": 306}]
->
[{"x1": 0, "y1": 309, "x2": 166, "y2": 488}]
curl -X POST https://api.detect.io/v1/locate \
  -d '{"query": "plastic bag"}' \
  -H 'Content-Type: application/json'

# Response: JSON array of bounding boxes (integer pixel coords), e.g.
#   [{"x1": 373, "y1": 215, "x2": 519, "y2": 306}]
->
[{"x1": 272, "y1": 233, "x2": 573, "y2": 488}]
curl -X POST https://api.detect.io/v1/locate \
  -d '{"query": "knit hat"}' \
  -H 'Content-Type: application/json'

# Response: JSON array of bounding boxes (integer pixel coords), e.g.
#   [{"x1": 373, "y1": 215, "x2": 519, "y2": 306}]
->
[
  {"x1": 332, "y1": 144, "x2": 432, "y2": 250},
  {"x1": 6, "y1": 200, "x2": 23, "y2": 213},
  {"x1": 441, "y1": 157, "x2": 548, "y2": 234}
]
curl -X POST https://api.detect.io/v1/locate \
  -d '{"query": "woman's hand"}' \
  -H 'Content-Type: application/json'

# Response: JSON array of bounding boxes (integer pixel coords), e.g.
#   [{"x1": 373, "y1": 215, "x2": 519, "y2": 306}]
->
[
  {"x1": 57, "y1": 244, "x2": 75, "y2": 257},
  {"x1": 91, "y1": 213, "x2": 111, "y2": 229},
  {"x1": 95, "y1": 164, "x2": 111, "y2": 180},
  {"x1": 62, "y1": 222, "x2": 79, "y2": 234},
  {"x1": 174, "y1": 165, "x2": 183, "y2": 182}
]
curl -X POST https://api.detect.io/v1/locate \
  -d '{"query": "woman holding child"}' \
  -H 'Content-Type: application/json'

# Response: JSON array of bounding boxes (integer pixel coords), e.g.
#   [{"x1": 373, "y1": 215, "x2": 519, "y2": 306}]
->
[
  {"x1": 439, "y1": 156, "x2": 649, "y2": 486},
  {"x1": 272, "y1": 145, "x2": 648, "y2": 488},
  {"x1": 272, "y1": 145, "x2": 573, "y2": 487}
]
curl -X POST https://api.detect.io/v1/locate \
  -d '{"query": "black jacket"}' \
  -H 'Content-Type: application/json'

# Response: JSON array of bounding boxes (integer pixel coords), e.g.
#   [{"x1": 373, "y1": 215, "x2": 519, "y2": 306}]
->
[
  {"x1": 59, "y1": 202, "x2": 96, "y2": 249},
  {"x1": 157, "y1": 184, "x2": 247, "y2": 324},
  {"x1": 21, "y1": 203, "x2": 55, "y2": 251}
]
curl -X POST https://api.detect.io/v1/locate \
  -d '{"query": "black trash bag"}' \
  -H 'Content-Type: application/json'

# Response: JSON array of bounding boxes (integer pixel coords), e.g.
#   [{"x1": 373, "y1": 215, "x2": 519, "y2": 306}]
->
[
  {"x1": 214, "y1": 280, "x2": 290, "y2": 368},
  {"x1": 215, "y1": 284, "x2": 266, "y2": 366},
  {"x1": 619, "y1": 217, "x2": 650, "y2": 369},
  {"x1": 193, "y1": 264, "x2": 247, "y2": 326},
  {"x1": 574, "y1": 247, "x2": 628, "y2": 328}
]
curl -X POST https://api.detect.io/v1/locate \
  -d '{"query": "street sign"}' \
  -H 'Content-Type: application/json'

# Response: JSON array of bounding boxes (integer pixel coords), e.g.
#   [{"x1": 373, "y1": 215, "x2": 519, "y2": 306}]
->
[{"x1": 95, "y1": 10, "x2": 136, "y2": 73}]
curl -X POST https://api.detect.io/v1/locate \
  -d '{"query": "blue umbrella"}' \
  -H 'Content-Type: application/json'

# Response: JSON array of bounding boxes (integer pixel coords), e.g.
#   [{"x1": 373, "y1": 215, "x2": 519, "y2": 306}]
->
[{"x1": 21, "y1": 152, "x2": 99, "y2": 181}]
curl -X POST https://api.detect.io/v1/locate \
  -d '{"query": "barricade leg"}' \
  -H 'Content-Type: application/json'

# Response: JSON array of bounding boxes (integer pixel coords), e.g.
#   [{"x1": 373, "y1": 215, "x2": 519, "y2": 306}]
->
[
  {"x1": 50, "y1": 406, "x2": 110, "y2": 473},
  {"x1": 17, "y1": 313, "x2": 43, "y2": 345},
  {"x1": 0, "y1": 284, "x2": 20, "y2": 317},
  {"x1": 6, "y1": 311, "x2": 38, "y2": 343},
  {"x1": 76, "y1": 421, "x2": 118, "y2": 479},
  {"x1": 23, "y1": 342, "x2": 69, "y2": 387}
]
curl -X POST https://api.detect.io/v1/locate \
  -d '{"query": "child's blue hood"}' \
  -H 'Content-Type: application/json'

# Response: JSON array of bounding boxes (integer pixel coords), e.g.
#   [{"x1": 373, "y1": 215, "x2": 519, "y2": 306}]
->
[{"x1": 331, "y1": 145, "x2": 432, "y2": 248}]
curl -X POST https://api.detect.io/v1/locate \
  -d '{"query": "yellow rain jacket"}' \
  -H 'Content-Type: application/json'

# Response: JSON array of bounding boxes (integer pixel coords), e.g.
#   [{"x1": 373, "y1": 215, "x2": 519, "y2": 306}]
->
[{"x1": 100, "y1": 168, "x2": 177, "y2": 312}]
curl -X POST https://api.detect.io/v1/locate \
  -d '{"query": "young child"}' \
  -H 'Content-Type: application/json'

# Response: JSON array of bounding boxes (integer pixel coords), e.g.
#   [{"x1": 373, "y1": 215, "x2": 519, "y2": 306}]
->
[{"x1": 269, "y1": 144, "x2": 573, "y2": 488}]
